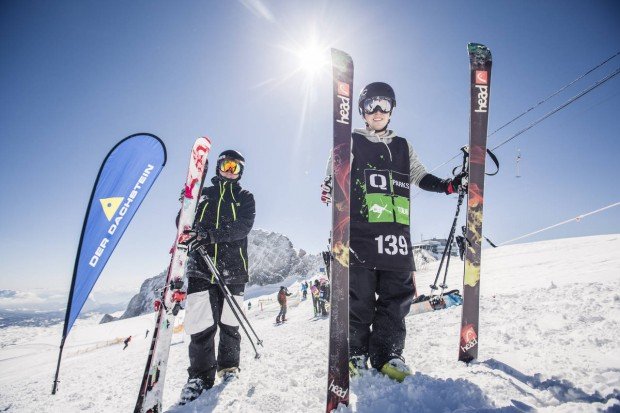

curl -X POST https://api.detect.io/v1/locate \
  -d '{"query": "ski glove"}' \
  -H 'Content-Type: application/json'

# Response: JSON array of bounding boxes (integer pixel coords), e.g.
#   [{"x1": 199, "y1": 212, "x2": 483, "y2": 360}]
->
[
  {"x1": 180, "y1": 229, "x2": 214, "y2": 251},
  {"x1": 321, "y1": 176, "x2": 333, "y2": 205},
  {"x1": 445, "y1": 171, "x2": 468, "y2": 195}
]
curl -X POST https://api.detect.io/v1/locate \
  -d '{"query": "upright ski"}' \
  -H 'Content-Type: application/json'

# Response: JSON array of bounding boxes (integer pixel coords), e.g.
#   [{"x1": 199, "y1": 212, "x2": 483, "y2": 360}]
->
[
  {"x1": 459, "y1": 43, "x2": 492, "y2": 363},
  {"x1": 326, "y1": 48, "x2": 353, "y2": 413},
  {"x1": 135, "y1": 137, "x2": 211, "y2": 413}
]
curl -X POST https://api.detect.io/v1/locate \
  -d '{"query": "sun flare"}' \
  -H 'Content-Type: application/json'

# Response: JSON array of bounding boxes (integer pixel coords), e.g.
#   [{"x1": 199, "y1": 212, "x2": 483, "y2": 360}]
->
[{"x1": 295, "y1": 41, "x2": 329, "y2": 77}]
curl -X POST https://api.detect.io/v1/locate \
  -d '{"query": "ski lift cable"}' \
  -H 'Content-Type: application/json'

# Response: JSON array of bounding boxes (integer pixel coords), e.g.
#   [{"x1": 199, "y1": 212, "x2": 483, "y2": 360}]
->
[
  {"x1": 412, "y1": 65, "x2": 620, "y2": 200},
  {"x1": 490, "y1": 66, "x2": 620, "y2": 151},
  {"x1": 498, "y1": 201, "x2": 620, "y2": 246},
  {"x1": 488, "y1": 51, "x2": 620, "y2": 138},
  {"x1": 426, "y1": 55, "x2": 620, "y2": 175}
]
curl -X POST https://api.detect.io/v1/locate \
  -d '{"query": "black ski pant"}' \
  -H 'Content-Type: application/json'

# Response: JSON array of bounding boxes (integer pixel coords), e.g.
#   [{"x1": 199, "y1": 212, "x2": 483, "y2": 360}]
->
[
  {"x1": 319, "y1": 299, "x2": 328, "y2": 316},
  {"x1": 186, "y1": 277, "x2": 245, "y2": 384},
  {"x1": 349, "y1": 266, "x2": 414, "y2": 369},
  {"x1": 276, "y1": 304, "x2": 287, "y2": 322}
]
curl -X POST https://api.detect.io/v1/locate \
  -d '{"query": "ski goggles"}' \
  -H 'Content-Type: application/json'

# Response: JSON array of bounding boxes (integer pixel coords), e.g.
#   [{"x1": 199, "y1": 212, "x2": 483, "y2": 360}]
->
[
  {"x1": 219, "y1": 158, "x2": 242, "y2": 175},
  {"x1": 361, "y1": 97, "x2": 394, "y2": 114}
]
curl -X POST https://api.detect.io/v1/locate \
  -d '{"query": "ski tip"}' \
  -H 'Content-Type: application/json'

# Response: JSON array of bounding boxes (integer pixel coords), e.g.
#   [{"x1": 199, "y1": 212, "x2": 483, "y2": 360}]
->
[
  {"x1": 331, "y1": 48, "x2": 353, "y2": 67},
  {"x1": 467, "y1": 43, "x2": 492, "y2": 63},
  {"x1": 331, "y1": 48, "x2": 350, "y2": 57}
]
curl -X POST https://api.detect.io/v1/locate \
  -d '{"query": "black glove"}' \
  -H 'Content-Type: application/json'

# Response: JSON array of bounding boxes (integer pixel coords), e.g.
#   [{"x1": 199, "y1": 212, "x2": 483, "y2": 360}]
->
[
  {"x1": 179, "y1": 229, "x2": 213, "y2": 250},
  {"x1": 445, "y1": 171, "x2": 468, "y2": 194}
]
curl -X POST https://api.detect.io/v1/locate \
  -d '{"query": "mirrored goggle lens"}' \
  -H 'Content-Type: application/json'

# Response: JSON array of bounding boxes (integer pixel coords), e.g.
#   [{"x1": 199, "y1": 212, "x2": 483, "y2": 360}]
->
[
  {"x1": 219, "y1": 159, "x2": 241, "y2": 174},
  {"x1": 363, "y1": 97, "x2": 393, "y2": 114}
]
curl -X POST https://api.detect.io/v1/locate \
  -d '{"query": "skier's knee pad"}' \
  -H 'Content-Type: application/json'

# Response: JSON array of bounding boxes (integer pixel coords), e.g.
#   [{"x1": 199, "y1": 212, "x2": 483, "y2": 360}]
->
[{"x1": 185, "y1": 290, "x2": 215, "y2": 335}]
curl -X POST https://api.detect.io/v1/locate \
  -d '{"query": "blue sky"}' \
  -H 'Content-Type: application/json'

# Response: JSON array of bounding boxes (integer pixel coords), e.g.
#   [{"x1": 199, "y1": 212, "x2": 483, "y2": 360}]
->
[{"x1": 1, "y1": 0, "x2": 619, "y2": 294}]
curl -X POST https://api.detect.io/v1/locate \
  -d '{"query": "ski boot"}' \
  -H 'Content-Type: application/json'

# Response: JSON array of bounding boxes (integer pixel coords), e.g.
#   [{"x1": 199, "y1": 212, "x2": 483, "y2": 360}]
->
[
  {"x1": 218, "y1": 367, "x2": 240, "y2": 383},
  {"x1": 348, "y1": 355, "x2": 369, "y2": 377},
  {"x1": 178, "y1": 377, "x2": 213, "y2": 405},
  {"x1": 380, "y1": 356, "x2": 412, "y2": 382}
]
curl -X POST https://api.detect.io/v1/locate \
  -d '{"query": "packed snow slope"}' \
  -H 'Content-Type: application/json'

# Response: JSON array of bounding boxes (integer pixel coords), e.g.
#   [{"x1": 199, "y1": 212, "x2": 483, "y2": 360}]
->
[{"x1": 0, "y1": 234, "x2": 619, "y2": 412}]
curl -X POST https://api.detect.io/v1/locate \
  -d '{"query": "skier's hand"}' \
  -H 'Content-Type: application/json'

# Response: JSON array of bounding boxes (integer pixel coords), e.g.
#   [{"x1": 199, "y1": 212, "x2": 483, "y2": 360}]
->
[
  {"x1": 179, "y1": 229, "x2": 198, "y2": 250},
  {"x1": 321, "y1": 176, "x2": 333, "y2": 205},
  {"x1": 445, "y1": 171, "x2": 468, "y2": 194},
  {"x1": 180, "y1": 229, "x2": 212, "y2": 250}
]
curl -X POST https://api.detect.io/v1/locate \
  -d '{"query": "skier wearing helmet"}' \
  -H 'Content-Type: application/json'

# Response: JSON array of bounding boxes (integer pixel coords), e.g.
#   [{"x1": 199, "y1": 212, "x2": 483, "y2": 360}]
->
[
  {"x1": 321, "y1": 82, "x2": 467, "y2": 382},
  {"x1": 178, "y1": 149, "x2": 256, "y2": 405}
]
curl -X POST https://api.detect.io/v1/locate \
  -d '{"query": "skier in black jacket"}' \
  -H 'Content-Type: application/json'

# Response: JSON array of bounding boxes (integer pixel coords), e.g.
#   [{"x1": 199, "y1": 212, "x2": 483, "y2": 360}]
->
[
  {"x1": 321, "y1": 82, "x2": 466, "y2": 382},
  {"x1": 178, "y1": 150, "x2": 256, "y2": 405}
]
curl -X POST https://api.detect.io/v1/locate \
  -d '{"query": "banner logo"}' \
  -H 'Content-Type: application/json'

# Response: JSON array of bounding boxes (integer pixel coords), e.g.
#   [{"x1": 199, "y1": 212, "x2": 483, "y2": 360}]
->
[
  {"x1": 99, "y1": 197, "x2": 124, "y2": 221},
  {"x1": 89, "y1": 164, "x2": 155, "y2": 268}
]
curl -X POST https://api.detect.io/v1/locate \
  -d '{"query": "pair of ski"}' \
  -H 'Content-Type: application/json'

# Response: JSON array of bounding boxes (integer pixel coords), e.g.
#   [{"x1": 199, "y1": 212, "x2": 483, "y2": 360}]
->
[
  {"x1": 133, "y1": 137, "x2": 262, "y2": 413},
  {"x1": 132, "y1": 137, "x2": 211, "y2": 413},
  {"x1": 326, "y1": 44, "x2": 492, "y2": 411}
]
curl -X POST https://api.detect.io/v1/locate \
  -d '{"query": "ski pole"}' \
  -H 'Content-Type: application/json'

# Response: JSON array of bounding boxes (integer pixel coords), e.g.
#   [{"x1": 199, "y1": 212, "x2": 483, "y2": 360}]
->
[
  {"x1": 197, "y1": 247, "x2": 263, "y2": 355},
  {"x1": 211, "y1": 263, "x2": 264, "y2": 346},
  {"x1": 200, "y1": 250, "x2": 263, "y2": 346},
  {"x1": 438, "y1": 234, "x2": 458, "y2": 299},
  {"x1": 205, "y1": 263, "x2": 260, "y2": 359},
  {"x1": 430, "y1": 190, "x2": 465, "y2": 291},
  {"x1": 430, "y1": 148, "x2": 468, "y2": 292}
]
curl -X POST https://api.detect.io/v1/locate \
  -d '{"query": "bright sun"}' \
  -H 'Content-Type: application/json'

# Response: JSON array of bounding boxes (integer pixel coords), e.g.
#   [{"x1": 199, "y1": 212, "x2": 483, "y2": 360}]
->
[{"x1": 296, "y1": 41, "x2": 328, "y2": 77}]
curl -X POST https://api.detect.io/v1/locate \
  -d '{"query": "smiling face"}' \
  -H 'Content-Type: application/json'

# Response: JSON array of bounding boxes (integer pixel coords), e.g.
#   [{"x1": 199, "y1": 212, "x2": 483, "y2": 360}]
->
[{"x1": 363, "y1": 110, "x2": 391, "y2": 132}]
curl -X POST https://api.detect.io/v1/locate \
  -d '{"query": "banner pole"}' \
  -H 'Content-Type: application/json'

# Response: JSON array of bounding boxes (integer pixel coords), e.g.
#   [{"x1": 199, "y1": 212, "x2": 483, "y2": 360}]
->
[{"x1": 51, "y1": 336, "x2": 66, "y2": 394}]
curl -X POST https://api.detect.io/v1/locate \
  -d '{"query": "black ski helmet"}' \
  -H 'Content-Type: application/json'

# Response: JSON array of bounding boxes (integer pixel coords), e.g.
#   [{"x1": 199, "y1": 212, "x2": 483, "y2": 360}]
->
[
  {"x1": 358, "y1": 82, "x2": 396, "y2": 115},
  {"x1": 216, "y1": 149, "x2": 245, "y2": 180}
]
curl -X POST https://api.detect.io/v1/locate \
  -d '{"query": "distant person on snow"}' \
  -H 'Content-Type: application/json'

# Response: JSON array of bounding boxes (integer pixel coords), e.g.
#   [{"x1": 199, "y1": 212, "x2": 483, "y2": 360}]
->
[
  {"x1": 319, "y1": 280, "x2": 330, "y2": 316},
  {"x1": 178, "y1": 150, "x2": 256, "y2": 405},
  {"x1": 320, "y1": 82, "x2": 467, "y2": 382},
  {"x1": 123, "y1": 336, "x2": 132, "y2": 350},
  {"x1": 276, "y1": 286, "x2": 292, "y2": 324},
  {"x1": 301, "y1": 281, "x2": 308, "y2": 300},
  {"x1": 311, "y1": 280, "x2": 320, "y2": 316},
  {"x1": 145, "y1": 329, "x2": 149, "y2": 338}
]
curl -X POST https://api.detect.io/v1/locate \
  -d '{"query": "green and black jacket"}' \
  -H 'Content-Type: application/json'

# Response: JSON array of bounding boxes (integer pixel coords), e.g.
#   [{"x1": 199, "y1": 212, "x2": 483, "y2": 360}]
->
[{"x1": 186, "y1": 176, "x2": 256, "y2": 284}]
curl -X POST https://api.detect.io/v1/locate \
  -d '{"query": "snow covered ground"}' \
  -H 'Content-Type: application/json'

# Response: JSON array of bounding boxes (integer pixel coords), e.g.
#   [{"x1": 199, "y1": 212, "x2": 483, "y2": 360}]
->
[{"x1": 1, "y1": 234, "x2": 619, "y2": 412}]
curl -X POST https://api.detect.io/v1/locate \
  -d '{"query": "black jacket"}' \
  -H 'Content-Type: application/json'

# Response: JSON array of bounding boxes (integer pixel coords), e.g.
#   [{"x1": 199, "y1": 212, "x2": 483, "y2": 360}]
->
[{"x1": 186, "y1": 176, "x2": 256, "y2": 284}]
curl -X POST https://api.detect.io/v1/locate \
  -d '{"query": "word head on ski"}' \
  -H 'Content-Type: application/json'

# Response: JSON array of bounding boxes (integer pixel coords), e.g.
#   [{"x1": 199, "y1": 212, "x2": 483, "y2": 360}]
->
[
  {"x1": 459, "y1": 43, "x2": 492, "y2": 363},
  {"x1": 135, "y1": 137, "x2": 211, "y2": 413},
  {"x1": 326, "y1": 48, "x2": 353, "y2": 413}
]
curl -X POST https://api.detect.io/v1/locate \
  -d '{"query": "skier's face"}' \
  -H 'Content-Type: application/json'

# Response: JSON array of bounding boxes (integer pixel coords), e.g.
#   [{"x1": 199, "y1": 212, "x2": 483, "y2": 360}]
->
[
  {"x1": 364, "y1": 110, "x2": 390, "y2": 132},
  {"x1": 220, "y1": 170, "x2": 239, "y2": 180},
  {"x1": 218, "y1": 157, "x2": 242, "y2": 180}
]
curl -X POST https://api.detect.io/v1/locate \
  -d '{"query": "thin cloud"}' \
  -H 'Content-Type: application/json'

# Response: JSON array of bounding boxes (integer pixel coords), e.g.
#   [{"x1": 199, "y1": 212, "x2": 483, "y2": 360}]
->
[{"x1": 239, "y1": 0, "x2": 275, "y2": 22}]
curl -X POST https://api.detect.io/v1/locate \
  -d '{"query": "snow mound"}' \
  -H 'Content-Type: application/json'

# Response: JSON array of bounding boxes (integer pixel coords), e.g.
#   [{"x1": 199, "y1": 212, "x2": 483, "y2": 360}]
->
[{"x1": 0, "y1": 234, "x2": 619, "y2": 412}]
